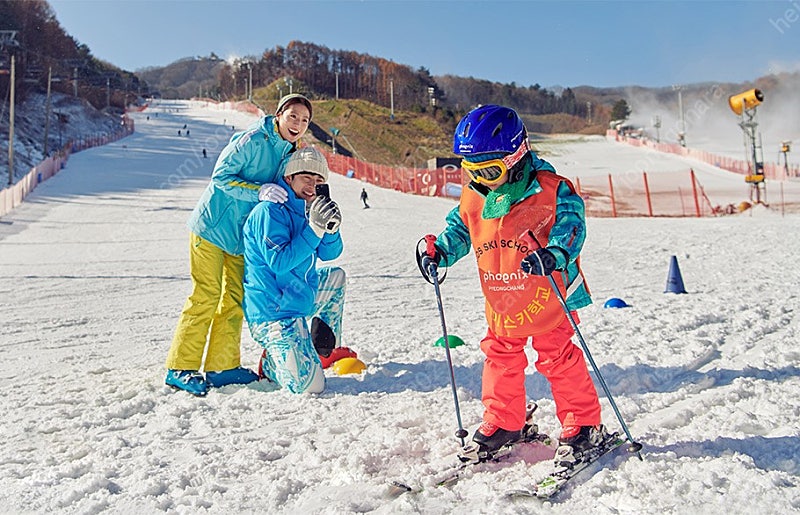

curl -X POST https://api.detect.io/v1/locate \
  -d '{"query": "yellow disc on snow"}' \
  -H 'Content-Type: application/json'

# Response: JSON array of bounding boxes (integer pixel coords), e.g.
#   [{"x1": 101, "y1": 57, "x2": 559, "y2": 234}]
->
[{"x1": 333, "y1": 357, "x2": 366, "y2": 375}]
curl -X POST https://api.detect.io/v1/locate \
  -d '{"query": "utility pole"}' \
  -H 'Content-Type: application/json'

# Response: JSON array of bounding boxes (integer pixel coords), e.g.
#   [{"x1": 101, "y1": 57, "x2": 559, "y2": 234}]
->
[
  {"x1": 248, "y1": 63, "x2": 253, "y2": 102},
  {"x1": 8, "y1": 54, "x2": 15, "y2": 186},
  {"x1": 73, "y1": 67, "x2": 78, "y2": 97},
  {"x1": 44, "y1": 66, "x2": 52, "y2": 156},
  {"x1": 1, "y1": 30, "x2": 19, "y2": 186},
  {"x1": 389, "y1": 78, "x2": 394, "y2": 121},
  {"x1": 335, "y1": 70, "x2": 339, "y2": 100}
]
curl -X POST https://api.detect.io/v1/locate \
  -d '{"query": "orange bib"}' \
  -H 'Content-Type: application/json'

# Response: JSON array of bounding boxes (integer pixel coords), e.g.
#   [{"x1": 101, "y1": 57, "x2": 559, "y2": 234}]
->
[{"x1": 459, "y1": 173, "x2": 572, "y2": 337}]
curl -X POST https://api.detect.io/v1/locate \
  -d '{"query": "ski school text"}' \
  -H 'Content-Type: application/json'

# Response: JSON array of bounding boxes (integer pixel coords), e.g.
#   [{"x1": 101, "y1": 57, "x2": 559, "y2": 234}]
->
[{"x1": 474, "y1": 238, "x2": 532, "y2": 258}]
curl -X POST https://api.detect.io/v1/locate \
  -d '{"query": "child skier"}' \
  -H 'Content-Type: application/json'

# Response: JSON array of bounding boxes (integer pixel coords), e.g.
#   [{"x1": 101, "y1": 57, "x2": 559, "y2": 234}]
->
[
  {"x1": 419, "y1": 105, "x2": 606, "y2": 465},
  {"x1": 165, "y1": 94, "x2": 313, "y2": 396},
  {"x1": 243, "y1": 147, "x2": 355, "y2": 394}
]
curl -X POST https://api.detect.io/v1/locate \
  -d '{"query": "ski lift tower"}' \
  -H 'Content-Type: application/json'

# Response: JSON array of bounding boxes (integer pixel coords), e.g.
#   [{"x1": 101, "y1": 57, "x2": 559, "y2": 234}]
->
[{"x1": 728, "y1": 88, "x2": 766, "y2": 204}]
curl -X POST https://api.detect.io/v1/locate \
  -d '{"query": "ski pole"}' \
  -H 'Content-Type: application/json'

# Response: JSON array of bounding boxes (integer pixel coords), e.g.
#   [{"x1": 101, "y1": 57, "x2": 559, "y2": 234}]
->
[
  {"x1": 422, "y1": 235, "x2": 469, "y2": 447},
  {"x1": 546, "y1": 273, "x2": 643, "y2": 459},
  {"x1": 520, "y1": 231, "x2": 643, "y2": 458}
]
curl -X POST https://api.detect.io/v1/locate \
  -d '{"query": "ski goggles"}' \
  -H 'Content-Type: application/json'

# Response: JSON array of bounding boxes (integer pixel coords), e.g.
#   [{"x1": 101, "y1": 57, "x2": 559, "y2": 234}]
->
[{"x1": 460, "y1": 140, "x2": 529, "y2": 186}]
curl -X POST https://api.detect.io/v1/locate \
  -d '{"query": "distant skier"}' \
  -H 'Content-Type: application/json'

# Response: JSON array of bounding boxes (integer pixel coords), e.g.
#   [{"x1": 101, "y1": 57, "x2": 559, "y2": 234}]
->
[
  {"x1": 360, "y1": 187, "x2": 370, "y2": 209},
  {"x1": 178, "y1": 130, "x2": 181, "y2": 136},
  {"x1": 419, "y1": 105, "x2": 607, "y2": 467},
  {"x1": 202, "y1": 148, "x2": 207, "y2": 159},
  {"x1": 186, "y1": 129, "x2": 190, "y2": 137}
]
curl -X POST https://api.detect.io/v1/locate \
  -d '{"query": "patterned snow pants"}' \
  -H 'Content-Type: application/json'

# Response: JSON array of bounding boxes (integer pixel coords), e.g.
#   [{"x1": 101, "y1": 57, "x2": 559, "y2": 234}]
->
[{"x1": 249, "y1": 267, "x2": 346, "y2": 394}]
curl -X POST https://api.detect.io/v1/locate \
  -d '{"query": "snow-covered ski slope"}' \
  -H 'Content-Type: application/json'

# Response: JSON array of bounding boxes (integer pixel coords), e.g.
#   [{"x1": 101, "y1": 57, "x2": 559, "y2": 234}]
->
[{"x1": 1, "y1": 100, "x2": 798, "y2": 513}]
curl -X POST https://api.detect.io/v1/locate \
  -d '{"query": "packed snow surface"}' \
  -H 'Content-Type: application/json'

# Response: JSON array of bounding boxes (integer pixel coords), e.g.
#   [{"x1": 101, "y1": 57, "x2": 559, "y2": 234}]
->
[{"x1": 1, "y1": 101, "x2": 798, "y2": 514}]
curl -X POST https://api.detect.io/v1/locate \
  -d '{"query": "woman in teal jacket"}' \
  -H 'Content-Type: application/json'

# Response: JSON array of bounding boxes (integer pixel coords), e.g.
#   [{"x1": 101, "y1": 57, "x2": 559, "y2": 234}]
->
[{"x1": 165, "y1": 94, "x2": 312, "y2": 397}]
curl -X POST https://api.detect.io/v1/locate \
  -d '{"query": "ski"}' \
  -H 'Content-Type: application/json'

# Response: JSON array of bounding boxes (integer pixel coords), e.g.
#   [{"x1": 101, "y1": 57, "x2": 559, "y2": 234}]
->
[
  {"x1": 387, "y1": 402, "x2": 551, "y2": 496},
  {"x1": 387, "y1": 427, "x2": 551, "y2": 496},
  {"x1": 505, "y1": 431, "x2": 627, "y2": 499}
]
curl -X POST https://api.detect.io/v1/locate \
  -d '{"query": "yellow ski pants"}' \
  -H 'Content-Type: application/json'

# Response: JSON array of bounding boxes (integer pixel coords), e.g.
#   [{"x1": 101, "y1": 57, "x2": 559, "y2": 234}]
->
[{"x1": 165, "y1": 233, "x2": 244, "y2": 372}]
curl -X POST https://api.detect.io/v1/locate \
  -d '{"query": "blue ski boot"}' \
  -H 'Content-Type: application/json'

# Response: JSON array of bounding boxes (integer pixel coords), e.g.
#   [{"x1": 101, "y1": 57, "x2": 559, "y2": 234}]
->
[
  {"x1": 206, "y1": 367, "x2": 259, "y2": 388},
  {"x1": 165, "y1": 370, "x2": 208, "y2": 397}
]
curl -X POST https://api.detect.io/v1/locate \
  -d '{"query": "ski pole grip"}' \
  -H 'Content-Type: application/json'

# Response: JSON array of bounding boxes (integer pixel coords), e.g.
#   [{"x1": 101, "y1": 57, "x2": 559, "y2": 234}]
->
[{"x1": 424, "y1": 234, "x2": 438, "y2": 258}]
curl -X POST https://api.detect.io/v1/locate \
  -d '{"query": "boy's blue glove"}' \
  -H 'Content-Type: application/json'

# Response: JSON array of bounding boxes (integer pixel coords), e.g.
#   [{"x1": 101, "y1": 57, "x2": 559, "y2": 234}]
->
[{"x1": 520, "y1": 248, "x2": 558, "y2": 276}]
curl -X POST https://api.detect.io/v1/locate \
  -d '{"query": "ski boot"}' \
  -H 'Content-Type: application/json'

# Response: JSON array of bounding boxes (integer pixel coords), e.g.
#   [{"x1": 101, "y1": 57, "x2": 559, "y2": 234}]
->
[
  {"x1": 165, "y1": 369, "x2": 208, "y2": 397},
  {"x1": 554, "y1": 424, "x2": 609, "y2": 469},
  {"x1": 205, "y1": 367, "x2": 259, "y2": 388},
  {"x1": 472, "y1": 422, "x2": 522, "y2": 454}
]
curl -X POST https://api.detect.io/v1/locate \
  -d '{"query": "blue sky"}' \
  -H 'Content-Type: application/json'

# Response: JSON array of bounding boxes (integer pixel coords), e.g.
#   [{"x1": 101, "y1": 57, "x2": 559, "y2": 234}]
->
[{"x1": 48, "y1": 0, "x2": 800, "y2": 88}]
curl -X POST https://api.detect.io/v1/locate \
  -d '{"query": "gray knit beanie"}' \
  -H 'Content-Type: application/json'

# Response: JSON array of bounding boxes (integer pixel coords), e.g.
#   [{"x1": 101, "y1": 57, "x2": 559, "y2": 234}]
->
[{"x1": 284, "y1": 147, "x2": 329, "y2": 181}]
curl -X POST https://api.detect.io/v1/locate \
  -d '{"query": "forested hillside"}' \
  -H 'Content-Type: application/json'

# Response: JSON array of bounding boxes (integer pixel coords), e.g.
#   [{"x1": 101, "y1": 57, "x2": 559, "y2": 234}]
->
[
  {"x1": 148, "y1": 41, "x2": 613, "y2": 134},
  {"x1": 0, "y1": 0, "x2": 141, "y2": 110}
]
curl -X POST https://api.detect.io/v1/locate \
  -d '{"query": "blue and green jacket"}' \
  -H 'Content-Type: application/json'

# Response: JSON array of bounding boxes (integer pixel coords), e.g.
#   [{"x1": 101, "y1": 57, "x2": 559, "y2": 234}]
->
[{"x1": 188, "y1": 115, "x2": 295, "y2": 255}]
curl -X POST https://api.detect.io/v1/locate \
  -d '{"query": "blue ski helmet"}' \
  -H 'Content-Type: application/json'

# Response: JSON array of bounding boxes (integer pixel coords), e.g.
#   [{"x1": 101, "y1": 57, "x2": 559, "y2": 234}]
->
[{"x1": 453, "y1": 105, "x2": 527, "y2": 157}]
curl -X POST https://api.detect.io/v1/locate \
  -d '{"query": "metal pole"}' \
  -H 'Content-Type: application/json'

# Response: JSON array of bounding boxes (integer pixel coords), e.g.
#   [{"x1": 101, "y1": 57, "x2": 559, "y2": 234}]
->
[
  {"x1": 8, "y1": 54, "x2": 15, "y2": 186},
  {"x1": 335, "y1": 71, "x2": 339, "y2": 100},
  {"x1": 520, "y1": 229, "x2": 642, "y2": 457},
  {"x1": 44, "y1": 66, "x2": 52, "y2": 157},
  {"x1": 390, "y1": 79, "x2": 394, "y2": 120},
  {"x1": 248, "y1": 63, "x2": 253, "y2": 102},
  {"x1": 428, "y1": 262, "x2": 468, "y2": 447},
  {"x1": 546, "y1": 274, "x2": 643, "y2": 459}
]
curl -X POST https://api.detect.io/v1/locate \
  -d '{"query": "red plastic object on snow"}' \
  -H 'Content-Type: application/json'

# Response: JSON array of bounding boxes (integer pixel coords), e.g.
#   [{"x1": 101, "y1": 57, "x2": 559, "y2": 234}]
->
[{"x1": 319, "y1": 347, "x2": 358, "y2": 369}]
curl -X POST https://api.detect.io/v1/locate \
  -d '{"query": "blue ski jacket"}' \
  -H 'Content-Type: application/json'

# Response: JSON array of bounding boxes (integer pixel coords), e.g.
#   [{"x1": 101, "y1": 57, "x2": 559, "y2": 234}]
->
[
  {"x1": 242, "y1": 179, "x2": 343, "y2": 324},
  {"x1": 188, "y1": 115, "x2": 295, "y2": 256}
]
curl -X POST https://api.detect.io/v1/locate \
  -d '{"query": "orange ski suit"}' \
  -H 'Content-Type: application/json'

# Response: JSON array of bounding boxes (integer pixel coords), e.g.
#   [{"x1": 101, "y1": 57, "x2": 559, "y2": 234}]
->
[{"x1": 439, "y1": 170, "x2": 601, "y2": 431}]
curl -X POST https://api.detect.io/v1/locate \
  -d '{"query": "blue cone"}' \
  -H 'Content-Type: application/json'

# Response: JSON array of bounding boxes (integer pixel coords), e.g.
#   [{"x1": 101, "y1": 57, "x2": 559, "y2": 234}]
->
[
  {"x1": 604, "y1": 297, "x2": 630, "y2": 308},
  {"x1": 664, "y1": 255, "x2": 687, "y2": 294}
]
